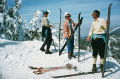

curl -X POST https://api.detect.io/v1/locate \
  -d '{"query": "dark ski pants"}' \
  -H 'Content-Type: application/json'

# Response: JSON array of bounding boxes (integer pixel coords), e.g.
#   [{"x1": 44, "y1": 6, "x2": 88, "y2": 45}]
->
[
  {"x1": 41, "y1": 27, "x2": 52, "y2": 51},
  {"x1": 41, "y1": 36, "x2": 52, "y2": 51},
  {"x1": 91, "y1": 38, "x2": 105, "y2": 59},
  {"x1": 66, "y1": 37, "x2": 74, "y2": 54}
]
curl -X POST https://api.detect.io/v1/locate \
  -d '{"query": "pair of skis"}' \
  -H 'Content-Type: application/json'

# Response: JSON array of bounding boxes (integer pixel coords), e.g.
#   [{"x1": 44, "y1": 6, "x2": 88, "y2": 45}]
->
[
  {"x1": 29, "y1": 63, "x2": 77, "y2": 74},
  {"x1": 102, "y1": 3, "x2": 112, "y2": 78}
]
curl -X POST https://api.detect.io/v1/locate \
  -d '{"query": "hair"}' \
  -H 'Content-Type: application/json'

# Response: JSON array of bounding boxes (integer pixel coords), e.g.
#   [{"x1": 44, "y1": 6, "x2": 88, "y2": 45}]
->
[{"x1": 93, "y1": 10, "x2": 100, "y2": 17}]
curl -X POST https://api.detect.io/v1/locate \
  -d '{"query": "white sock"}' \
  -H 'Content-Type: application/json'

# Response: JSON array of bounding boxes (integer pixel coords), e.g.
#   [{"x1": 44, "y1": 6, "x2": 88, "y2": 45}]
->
[
  {"x1": 100, "y1": 59, "x2": 104, "y2": 64},
  {"x1": 93, "y1": 57, "x2": 97, "y2": 64}
]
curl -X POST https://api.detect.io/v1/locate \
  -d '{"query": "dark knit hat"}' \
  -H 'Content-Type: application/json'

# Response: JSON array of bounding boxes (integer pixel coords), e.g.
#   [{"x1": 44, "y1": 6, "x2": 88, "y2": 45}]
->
[
  {"x1": 93, "y1": 10, "x2": 100, "y2": 17},
  {"x1": 43, "y1": 10, "x2": 49, "y2": 15}
]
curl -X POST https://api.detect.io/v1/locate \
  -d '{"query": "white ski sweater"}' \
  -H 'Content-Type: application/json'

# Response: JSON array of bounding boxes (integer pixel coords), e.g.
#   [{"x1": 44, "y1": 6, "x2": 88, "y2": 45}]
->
[{"x1": 88, "y1": 18, "x2": 107, "y2": 37}]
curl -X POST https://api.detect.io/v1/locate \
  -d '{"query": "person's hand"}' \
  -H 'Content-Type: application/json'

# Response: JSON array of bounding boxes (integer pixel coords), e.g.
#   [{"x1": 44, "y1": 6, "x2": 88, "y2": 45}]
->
[
  {"x1": 107, "y1": 21, "x2": 110, "y2": 25},
  {"x1": 68, "y1": 35, "x2": 72, "y2": 39},
  {"x1": 86, "y1": 36, "x2": 91, "y2": 41},
  {"x1": 68, "y1": 36, "x2": 70, "y2": 39},
  {"x1": 49, "y1": 25, "x2": 54, "y2": 28}
]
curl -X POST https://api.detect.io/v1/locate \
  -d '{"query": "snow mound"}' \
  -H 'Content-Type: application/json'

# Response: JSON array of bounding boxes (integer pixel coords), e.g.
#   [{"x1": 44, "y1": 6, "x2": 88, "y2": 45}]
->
[{"x1": 0, "y1": 38, "x2": 120, "y2": 79}]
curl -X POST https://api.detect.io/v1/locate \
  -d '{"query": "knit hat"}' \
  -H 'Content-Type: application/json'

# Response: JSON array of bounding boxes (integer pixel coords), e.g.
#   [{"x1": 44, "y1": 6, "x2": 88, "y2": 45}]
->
[
  {"x1": 64, "y1": 12, "x2": 71, "y2": 18},
  {"x1": 43, "y1": 10, "x2": 50, "y2": 15},
  {"x1": 93, "y1": 10, "x2": 100, "y2": 17}
]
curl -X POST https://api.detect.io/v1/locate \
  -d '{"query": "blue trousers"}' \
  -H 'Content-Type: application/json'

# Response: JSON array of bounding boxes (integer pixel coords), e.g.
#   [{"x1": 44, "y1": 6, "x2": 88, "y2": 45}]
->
[{"x1": 66, "y1": 37, "x2": 74, "y2": 53}]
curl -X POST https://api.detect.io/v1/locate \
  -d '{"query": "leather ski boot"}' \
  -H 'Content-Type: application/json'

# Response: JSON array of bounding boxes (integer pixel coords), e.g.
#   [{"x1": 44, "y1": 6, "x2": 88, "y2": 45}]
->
[
  {"x1": 100, "y1": 64, "x2": 104, "y2": 72},
  {"x1": 68, "y1": 53, "x2": 72, "y2": 60},
  {"x1": 40, "y1": 47, "x2": 45, "y2": 51},
  {"x1": 71, "y1": 52, "x2": 76, "y2": 58},
  {"x1": 92, "y1": 64, "x2": 97, "y2": 72},
  {"x1": 45, "y1": 50, "x2": 52, "y2": 54}
]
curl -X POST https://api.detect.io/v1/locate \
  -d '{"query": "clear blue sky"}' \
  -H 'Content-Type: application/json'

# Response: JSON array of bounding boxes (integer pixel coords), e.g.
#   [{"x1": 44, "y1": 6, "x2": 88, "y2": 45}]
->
[{"x1": 8, "y1": 0, "x2": 120, "y2": 36}]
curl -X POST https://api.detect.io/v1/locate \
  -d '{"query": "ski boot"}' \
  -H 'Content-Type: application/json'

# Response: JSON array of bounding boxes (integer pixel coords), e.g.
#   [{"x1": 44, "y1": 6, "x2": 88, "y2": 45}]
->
[
  {"x1": 92, "y1": 64, "x2": 97, "y2": 72},
  {"x1": 68, "y1": 53, "x2": 72, "y2": 60},
  {"x1": 100, "y1": 64, "x2": 104, "y2": 72},
  {"x1": 40, "y1": 47, "x2": 45, "y2": 51},
  {"x1": 45, "y1": 50, "x2": 52, "y2": 54},
  {"x1": 71, "y1": 52, "x2": 76, "y2": 58}
]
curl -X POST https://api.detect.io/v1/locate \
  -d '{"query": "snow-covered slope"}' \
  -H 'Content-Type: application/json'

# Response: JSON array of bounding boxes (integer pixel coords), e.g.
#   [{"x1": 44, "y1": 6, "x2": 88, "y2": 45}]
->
[
  {"x1": 109, "y1": 27, "x2": 120, "y2": 63},
  {"x1": 0, "y1": 38, "x2": 120, "y2": 79}
]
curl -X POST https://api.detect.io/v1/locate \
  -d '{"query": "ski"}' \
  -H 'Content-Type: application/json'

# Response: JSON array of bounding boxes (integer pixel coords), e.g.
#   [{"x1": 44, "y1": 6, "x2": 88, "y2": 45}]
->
[
  {"x1": 59, "y1": 8, "x2": 62, "y2": 53},
  {"x1": 28, "y1": 65, "x2": 63, "y2": 70},
  {"x1": 59, "y1": 13, "x2": 83, "y2": 56},
  {"x1": 78, "y1": 13, "x2": 81, "y2": 62},
  {"x1": 52, "y1": 70, "x2": 112, "y2": 78},
  {"x1": 29, "y1": 63, "x2": 77, "y2": 74},
  {"x1": 33, "y1": 66, "x2": 66, "y2": 74},
  {"x1": 102, "y1": 3, "x2": 112, "y2": 78}
]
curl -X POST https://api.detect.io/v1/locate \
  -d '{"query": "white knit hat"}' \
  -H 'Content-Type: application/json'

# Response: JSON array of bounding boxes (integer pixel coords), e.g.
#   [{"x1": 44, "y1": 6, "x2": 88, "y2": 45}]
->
[{"x1": 64, "y1": 12, "x2": 71, "y2": 17}]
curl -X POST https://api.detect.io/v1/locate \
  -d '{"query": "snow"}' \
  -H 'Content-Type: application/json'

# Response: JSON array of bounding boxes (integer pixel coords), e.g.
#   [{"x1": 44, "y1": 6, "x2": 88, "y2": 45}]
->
[
  {"x1": 0, "y1": 38, "x2": 120, "y2": 79},
  {"x1": 0, "y1": 13, "x2": 4, "y2": 23}
]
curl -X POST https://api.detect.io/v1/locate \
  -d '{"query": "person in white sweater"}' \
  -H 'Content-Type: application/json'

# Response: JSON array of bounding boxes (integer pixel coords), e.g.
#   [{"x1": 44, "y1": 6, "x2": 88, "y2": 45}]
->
[{"x1": 87, "y1": 10, "x2": 108, "y2": 72}]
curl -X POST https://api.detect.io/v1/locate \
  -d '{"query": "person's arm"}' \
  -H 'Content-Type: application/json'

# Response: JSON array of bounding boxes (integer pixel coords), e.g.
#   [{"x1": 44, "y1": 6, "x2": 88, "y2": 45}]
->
[{"x1": 87, "y1": 23, "x2": 93, "y2": 41}]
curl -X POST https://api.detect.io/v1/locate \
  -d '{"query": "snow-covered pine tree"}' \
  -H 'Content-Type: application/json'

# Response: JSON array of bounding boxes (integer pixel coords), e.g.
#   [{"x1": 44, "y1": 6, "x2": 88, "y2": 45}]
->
[
  {"x1": 0, "y1": 0, "x2": 7, "y2": 34},
  {"x1": 28, "y1": 10, "x2": 41, "y2": 40},
  {"x1": 0, "y1": 0, "x2": 26, "y2": 41},
  {"x1": 5, "y1": 0, "x2": 23, "y2": 40}
]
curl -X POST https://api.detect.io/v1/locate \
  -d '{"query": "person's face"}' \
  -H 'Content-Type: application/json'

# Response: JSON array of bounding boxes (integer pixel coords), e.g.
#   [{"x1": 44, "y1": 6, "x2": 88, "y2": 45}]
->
[
  {"x1": 44, "y1": 13, "x2": 48, "y2": 17},
  {"x1": 66, "y1": 16, "x2": 71, "y2": 21},
  {"x1": 92, "y1": 12, "x2": 97, "y2": 19}
]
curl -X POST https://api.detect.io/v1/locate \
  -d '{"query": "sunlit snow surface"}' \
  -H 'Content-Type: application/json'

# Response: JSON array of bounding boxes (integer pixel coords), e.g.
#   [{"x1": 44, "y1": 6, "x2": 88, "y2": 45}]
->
[{"x1": 0, "y1": 38, "x2": 120, "y2": 79}]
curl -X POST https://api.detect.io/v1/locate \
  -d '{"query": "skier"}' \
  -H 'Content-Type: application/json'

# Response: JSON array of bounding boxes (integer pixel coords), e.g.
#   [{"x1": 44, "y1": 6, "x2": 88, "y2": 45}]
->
[
  {"x1": 87, "y1": 10, "x2": 108, "y2": 72},
  {"x1": 40, "y1": 10, "x2": 52, "y2": 54},
  {"x1": 63, "y1": 12, "x2": 77, "y2": 59}
]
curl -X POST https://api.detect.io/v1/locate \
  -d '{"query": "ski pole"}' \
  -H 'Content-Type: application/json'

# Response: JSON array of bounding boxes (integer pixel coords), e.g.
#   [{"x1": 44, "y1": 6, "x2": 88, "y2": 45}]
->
[{"x1": 59, "y1": 8, "x2": 62, "y2": 53}]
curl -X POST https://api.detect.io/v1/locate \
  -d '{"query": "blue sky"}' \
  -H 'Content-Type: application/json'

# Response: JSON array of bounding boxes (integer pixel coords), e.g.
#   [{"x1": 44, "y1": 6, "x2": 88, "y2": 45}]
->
[{"x1": 8, "y1": 0, "x2": 120, "y2": 36}]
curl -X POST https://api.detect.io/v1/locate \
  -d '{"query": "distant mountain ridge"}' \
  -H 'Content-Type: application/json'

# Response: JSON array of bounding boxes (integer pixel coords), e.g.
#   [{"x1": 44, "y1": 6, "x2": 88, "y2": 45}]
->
[{"x1": 110, "y1": 26, "x2": 120, "y2": 37}]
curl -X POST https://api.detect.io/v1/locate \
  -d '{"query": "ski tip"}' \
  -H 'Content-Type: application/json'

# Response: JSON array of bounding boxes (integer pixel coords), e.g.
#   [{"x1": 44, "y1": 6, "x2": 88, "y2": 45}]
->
[
  {"x1": 59, "y1": 8, "x2": 62, "y2": 11},
  {"x1": 33, "y1": 71, "x2": 43, "y2": 74},
  {"x1": 81, "y1": 17, "x2": 83, "y2": 19},
  {"x1": 28, "y1": 66, "x2": 38, "y2": 69},
  {"x1": 109, "y1": 3, "x2": 112, "y2": 6},
  {"x1": 78, "y1": 13, "x2": 81, "y2": 17}
]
